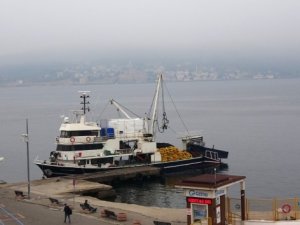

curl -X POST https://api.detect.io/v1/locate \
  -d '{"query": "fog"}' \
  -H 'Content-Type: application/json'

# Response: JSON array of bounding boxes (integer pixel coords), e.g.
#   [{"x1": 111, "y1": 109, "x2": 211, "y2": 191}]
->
[{"x1": 1, "y1": 0, "x2": 300, "y2": 67}]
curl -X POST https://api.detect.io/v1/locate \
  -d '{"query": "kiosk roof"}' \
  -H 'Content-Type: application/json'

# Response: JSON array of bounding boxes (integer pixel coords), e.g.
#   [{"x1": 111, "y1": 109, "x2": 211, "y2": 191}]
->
[{"x1": 177, "y1": 174, "x2": 246, "y2": 189}]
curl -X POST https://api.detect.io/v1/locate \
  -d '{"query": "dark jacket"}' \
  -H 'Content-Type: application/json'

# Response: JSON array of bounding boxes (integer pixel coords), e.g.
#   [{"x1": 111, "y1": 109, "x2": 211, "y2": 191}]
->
[{"x1": 64, "y1": 205, "x2": 72, "y2": 215}]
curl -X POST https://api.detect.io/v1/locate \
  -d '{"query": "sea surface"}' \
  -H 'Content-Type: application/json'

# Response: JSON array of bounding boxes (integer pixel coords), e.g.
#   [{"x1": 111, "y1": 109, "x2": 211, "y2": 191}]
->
[{"x1": 1, "y1": 79, "x2": 300, "y2": 208}]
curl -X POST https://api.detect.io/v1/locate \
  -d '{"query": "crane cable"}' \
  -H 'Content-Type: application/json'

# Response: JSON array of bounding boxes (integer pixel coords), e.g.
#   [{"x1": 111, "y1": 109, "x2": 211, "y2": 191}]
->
[
  {"x1": 158, "y1": 78, "x2": 169, "y2": 132},
  {"x1": 164, "y1": 83, "x2": 190, "y2": 136}
]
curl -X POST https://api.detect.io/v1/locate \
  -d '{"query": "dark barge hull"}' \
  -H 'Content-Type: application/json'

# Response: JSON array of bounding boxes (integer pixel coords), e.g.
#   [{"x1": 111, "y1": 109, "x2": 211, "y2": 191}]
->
[
  {"x1": 187, "y1": 144, "x2": 229, "y2": 159},
  {"x1": 35, "y1": 156, "x2": 226, "y2": 178},
  {"x1": 152, "y1": 157, "x2": 223, "y2": 173}
]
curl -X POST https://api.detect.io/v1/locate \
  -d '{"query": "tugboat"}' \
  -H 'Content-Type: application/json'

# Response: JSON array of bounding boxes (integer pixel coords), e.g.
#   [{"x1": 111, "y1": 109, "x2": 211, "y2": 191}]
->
[{"x1": 34, "y1": 75, "x2": 228, "y2": 177}]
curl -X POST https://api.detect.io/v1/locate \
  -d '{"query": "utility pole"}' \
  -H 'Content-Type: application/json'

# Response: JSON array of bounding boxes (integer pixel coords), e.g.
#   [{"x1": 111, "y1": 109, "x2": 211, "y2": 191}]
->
[{"x1": 22, "y1": 119, "x2": 30, "y2": 199}]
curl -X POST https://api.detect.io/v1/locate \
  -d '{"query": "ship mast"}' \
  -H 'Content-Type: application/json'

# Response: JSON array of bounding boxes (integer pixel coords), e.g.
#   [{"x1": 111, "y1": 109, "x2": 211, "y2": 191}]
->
[
  {"x1": 79, "y1": 91, "x2": 90, "y2": 115},
  {"x1": 149, "y1": 74, "x2": 169, "y2": 140},
  {"x1": 150, "y1": 75, "x2": 162, "y2": 137}
]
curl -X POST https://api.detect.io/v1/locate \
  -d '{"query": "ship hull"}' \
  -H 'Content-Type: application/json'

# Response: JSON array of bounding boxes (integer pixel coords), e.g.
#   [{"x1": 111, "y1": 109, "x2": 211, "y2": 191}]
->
[
  {"x1": 35, "y1": 156, "x2": 225, "y2": 178},
  {"x1": 186, "y1": 144, "x2": 229, "y2": 159}
]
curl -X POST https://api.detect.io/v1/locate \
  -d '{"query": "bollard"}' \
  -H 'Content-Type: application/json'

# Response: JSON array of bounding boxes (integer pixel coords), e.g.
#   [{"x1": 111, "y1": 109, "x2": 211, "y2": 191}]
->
[{"x1": 117, "y1": 212, "x2": 127, "y2": 221}]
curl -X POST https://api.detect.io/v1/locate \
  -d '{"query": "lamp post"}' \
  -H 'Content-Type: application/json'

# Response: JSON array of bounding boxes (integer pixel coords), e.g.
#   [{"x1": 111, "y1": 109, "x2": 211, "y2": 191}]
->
[{"x1": 21, "y1": 119, "x2": 30, "y2": 199}]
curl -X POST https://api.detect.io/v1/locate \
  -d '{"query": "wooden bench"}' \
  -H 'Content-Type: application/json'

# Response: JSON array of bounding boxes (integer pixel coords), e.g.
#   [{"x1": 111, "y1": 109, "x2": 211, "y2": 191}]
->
[
  {"x1": 153, "y1": 221, "x2": 172, "y2": 225},
  {"x1": 49, "y1": 197, "x2": 63, "y2": 206},
  {"x1": 103, "y1": 209, "x2": 117, "y2": 219},
  {"x1": 100, "y1": 209, "x2": 127, "y2": 221}
]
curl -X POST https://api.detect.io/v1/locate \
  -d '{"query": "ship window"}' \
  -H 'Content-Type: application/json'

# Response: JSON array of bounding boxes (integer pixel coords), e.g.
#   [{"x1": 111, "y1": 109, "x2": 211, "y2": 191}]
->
[
  {"x1": 78, "y1": 160, "x2": 86, "y2": 166},
  {"x1": 70, "y1": 131, "x2": 95, "y2": 136},
  {"x1": 60, "y1": 130, "x2": 99, "y2": 138},
  {"x1": 120, "y1": 140, "x2": 137, "y2": 150},
  {"x1": 91, "y1": 158, "x2": 113, "y2": 166},
  {"x1": 91, "y1": 130, "x2": 99, "y2": 136},
  {"x1": 56, "y1": 143, "x2": 104, "y2": 151},
  {"x1": 60, "y1": 131, "x2": 69, "y2": 138}
]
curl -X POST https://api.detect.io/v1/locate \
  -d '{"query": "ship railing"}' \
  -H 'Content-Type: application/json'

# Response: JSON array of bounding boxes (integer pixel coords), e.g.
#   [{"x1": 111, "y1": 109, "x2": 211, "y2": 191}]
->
[
  {"x1": 34, "y1": 158, "x2": 46, "y2": 164},
  {"x1": 58, "y1": 136, "x2": 105, "y2": 144},
  {"x1": 34, "y1": 156, "x2": 48, "y2": 164},
  {"x1": 95, "y1": 135, "x2": 121, "y2": 141},
  {"x1": 34, "y1": 158, "x2": 57, "y2": 166},
  {"x1": 97, "y1": 133, "x2": 144, "y2": 141},
  {"x1": 182, "y1": 135, "x2": 204, "y2": 142},
  {"x1": 115, "y1": 148, "x2": 134, "y2": 154},
  {"x1": 114, "y1": 132, "x2": 144, "y2": 139},
  {"x1": 94, "y1": 136, "x2": 105, "y2": 141},
  {"x1": 204, "y1": 150, "x2": 219, "y2": 160}
]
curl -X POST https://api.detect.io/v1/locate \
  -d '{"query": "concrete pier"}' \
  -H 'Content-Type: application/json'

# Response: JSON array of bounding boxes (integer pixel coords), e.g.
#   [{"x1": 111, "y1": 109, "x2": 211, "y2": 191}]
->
[
  {"x1": 67, "y1": 165, "x2": 161, "y2": 184},
  {"x1": 5, "y1": 165, "x2": 161, "y2": 199},
  {"x1": 4, "y1": 177, "x2": 113, "y2": 198}
]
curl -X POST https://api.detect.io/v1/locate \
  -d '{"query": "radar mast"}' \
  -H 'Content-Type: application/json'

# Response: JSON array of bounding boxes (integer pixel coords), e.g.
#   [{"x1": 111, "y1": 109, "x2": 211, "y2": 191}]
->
[{"x1": 79, "y1": 91, "x2": 90, "y2": 114}]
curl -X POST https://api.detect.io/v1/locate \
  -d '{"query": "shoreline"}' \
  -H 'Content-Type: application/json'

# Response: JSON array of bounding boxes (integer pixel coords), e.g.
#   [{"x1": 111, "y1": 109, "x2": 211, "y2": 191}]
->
[
  {"x1": 2, "y1": 179, "x2": 300, "y2": 225},
  {"x1": 0, "y1": 179, "x2": 186, "y2": 225}
]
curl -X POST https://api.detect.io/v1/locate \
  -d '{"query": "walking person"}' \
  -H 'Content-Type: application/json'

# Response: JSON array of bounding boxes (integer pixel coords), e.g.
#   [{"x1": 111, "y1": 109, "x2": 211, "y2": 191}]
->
[{"x1": 64, "y1": 203, "x2": 72, "y2": 223}]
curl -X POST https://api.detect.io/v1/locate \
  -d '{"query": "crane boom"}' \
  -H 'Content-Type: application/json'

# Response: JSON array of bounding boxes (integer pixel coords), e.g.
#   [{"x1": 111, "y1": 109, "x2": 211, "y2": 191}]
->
[
  {"x1": 110, "y1": 99, "x2": 132, "y2": 119},
  {"x1": 150, "y1": 74, "x2": 162, "y2": 138}
]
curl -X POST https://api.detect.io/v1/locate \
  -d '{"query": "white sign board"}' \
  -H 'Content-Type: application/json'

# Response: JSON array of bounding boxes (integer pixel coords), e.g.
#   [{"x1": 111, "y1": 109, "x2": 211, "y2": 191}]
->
[
  {"x1": 216, "y1": 206, "x2": 221, "y2": 223},
  {"x1": 186, "y1": 189, "x2": 213, "y2": 198}
]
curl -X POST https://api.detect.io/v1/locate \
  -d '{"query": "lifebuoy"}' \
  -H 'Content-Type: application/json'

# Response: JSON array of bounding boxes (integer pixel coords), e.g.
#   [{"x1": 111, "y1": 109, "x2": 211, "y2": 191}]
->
[
  {"x1": 282, "y1": 204, "x2": 291, "y2": 213},
  {"x1": 235, "y1": 203, "x2": 241, "y2": 210},
  {"x1": 70, "y1": 137, "x2": 75, "y2": 143},
  {"x1": 86, "y1": 137, "x2": 91, "y2": 142}
]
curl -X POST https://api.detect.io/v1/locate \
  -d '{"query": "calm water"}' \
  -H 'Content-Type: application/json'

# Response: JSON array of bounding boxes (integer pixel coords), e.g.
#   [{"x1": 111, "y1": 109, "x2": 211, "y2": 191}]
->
[{"x1": 1, "y1": 79, "x2": 300, "y2": 207}]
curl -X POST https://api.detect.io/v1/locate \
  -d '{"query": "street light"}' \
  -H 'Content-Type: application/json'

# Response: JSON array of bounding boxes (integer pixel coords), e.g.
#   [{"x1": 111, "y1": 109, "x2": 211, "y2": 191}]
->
[{"x1": 21, "y1": 118, "x2": 30, "y2": 199}]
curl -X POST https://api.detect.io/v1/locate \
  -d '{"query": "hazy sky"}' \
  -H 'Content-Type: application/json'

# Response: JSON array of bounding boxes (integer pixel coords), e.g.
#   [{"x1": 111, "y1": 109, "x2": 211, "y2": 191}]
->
[{"x1": 1, "y1": 0, "x2": 300, "y2": 65}]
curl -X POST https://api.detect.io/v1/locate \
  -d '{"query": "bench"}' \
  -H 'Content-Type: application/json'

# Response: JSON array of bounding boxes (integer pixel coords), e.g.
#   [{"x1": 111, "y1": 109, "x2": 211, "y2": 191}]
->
[
  {"x1": 153, "y1": 221, "x2": 172, "y2": 225},
  {"x1": 103, "y1": 209, "x2": 117, "y2": 219},
  {"x1": 100, "y1": 209, "x2": 127, "y2": 221},
  {"x1": 79, "y1": 204, "x2": 97, "y2": 213},
  {"x1": 15, "y1": 190, "x2": 26, "y2": 199},
  {"x1": 49, "y1": 197, "x2": 63, "y2": 206}
]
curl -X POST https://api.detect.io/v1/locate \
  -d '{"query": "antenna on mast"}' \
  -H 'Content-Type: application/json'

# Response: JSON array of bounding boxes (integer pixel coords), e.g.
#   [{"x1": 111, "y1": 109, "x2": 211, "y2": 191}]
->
[{"x1": 79, "y1": 91, "x2": 91, "y2": 114}]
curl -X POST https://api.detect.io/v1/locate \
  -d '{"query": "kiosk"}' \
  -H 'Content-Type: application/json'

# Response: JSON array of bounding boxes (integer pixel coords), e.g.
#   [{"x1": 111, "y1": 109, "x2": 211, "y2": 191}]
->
[{"x1": 176, "y1": 174, "x2": 246, "y2": 225}]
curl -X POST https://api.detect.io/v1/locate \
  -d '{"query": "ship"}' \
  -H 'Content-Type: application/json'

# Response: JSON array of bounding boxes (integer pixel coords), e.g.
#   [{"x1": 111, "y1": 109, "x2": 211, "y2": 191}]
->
[{"x1": 34, "y1": 75, "x2": 228, "y2": 177}]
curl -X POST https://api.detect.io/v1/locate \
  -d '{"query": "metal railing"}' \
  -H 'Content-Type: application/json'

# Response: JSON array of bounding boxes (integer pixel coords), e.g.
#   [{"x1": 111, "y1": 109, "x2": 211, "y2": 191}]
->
[
  {"x1": 205, "y1": 150, "x2": 219, "y2": 160},
  {"x1": 191, "y1": 217, "x2": 212, "y2": 225},
  {"x1": 228, "y1": 197, "x2": 300, "y2": 222}
]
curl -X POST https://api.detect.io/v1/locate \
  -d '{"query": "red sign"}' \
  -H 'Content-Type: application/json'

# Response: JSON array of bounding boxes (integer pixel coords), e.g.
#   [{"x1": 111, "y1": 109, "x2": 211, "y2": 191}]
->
[{"x1": 187, "y1": 197, "x2": 212, "y2": 205}]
